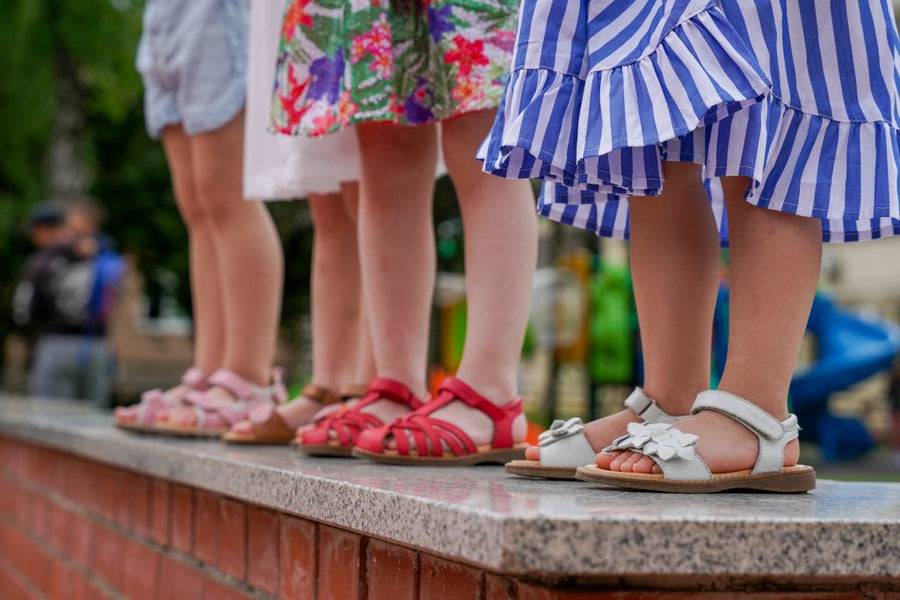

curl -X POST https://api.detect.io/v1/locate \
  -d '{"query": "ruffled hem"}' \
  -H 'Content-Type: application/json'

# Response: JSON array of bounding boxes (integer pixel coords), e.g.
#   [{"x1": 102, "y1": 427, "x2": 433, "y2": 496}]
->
[
  {"x1": 537, "y1": 94, "x2": 900, "y2": 244},
  {"x1": 478, "y1": 5, "x2": 770, "y2": 195}
]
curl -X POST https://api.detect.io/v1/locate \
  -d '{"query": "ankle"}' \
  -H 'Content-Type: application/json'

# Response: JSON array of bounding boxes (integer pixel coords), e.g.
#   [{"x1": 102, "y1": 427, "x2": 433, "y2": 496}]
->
[
  {"x1": 450, "y1": 372, "x2": 517, "y2": 406},
  {"x1": 640, "y1": 381, "x2": 703, "y2": 416},
  {"x1": 373, "y1": 370, "x2": 428, "y2": 399}
]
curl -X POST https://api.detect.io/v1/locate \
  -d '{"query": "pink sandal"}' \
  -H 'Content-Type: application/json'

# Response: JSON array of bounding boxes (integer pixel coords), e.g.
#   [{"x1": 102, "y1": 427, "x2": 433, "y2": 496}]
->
[
  {"x1": 154, "y1": 369, "x2": 288, "y2": 437},
  {"x1": 353, "y1": 378, "x2": 527, "y2": 466},
  {"x1": 114, "y1": 367, "x2": 209, "y2": 432},
  {"x1": 296, "y1": 378, "x2": 423, "y2": 457}
]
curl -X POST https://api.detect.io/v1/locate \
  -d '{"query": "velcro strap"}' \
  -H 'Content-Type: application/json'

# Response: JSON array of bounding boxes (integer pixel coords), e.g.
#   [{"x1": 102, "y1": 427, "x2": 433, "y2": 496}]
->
[
  {"x1": 182, "y1": 367, "x2": 208, "y2": 389},
  {"x1": 208, "y1": 369, "x2": 255, "y2": 400},
  {"x1": 624, "y1": 388, "x2": 652, "y2": 416},
  {"x1": 368, "y1": 378, "x2": 420, "y2": 408},
  {"x1": 691, "y1": 391, "x2": 784, "y2": 440},
  {"x1": 438, "y1": 378, "x2": 505, "y2": 422}
]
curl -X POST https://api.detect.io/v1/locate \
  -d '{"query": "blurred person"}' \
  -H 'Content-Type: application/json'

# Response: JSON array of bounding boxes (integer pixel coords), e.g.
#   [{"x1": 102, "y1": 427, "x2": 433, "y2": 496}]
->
[
  {"x1": 13, "y1": 200, "x2": 125, "y2": 406},
  {"x1": 115, "y1": 0, "x2": 286, "y2": 435}
]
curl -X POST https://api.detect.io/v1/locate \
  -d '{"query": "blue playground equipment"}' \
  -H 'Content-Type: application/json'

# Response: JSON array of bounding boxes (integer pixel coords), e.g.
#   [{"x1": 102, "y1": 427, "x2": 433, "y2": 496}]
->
[{"x1": 713, "y1": 287, "x2": 900, "y2": 461}]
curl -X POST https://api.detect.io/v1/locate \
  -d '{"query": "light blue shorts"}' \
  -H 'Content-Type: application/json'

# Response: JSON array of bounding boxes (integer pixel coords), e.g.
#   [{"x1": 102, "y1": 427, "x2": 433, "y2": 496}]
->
[{"x1": 137, "y1": 0, "x2": 248, "y2": 139}]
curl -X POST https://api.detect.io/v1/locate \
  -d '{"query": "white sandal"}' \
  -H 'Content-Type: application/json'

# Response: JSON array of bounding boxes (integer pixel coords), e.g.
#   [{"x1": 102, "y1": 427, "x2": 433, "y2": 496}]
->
[
  {"x1": 575, "y1": 390, "x2": 817, "y2": 493},
  {"x1": 505, "y1": 388, "x2": 684, "y2": 480}
]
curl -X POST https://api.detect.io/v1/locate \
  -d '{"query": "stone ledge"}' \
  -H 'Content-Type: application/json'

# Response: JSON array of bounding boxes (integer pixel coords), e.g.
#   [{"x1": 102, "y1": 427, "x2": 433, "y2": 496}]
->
[{"x1": 1, "y1": 397, "x2": 898, "y2": 580}]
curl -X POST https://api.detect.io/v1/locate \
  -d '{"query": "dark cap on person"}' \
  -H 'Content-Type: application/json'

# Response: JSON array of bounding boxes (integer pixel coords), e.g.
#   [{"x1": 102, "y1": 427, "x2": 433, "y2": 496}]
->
[{"x1": 28, "y1": 202, "x2": 64, "y2": 229}]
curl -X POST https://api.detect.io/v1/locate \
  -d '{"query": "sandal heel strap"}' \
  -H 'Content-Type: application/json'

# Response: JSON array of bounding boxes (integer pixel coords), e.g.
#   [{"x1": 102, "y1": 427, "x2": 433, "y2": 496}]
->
[
  {"x1": 302, "y1": 384, "x2": 342, "y2": 406},
  {"x1": 692, "y1": 390, "x2": 798, "y2": 474},
  {"x1": 624, "y1": 388, "x2": 679, "y2": 424},
  {"x1": 368, "y1": 378, "x2": 423, "y2": 409}
]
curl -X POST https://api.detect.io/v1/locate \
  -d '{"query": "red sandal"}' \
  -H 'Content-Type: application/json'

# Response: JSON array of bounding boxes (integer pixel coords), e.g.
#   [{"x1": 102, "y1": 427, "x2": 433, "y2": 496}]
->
[
  {"x1": 352, "y1": 377, "x2": 527, "y2": 466},
  {"x1": 296, "y1": 378, "x2": 424, "y2": 457}
]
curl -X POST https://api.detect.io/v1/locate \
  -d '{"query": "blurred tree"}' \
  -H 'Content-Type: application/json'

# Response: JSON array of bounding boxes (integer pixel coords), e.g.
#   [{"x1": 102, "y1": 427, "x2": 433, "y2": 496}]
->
[{"x1": 0, "y1": 0, "x2": 314, "y2": 377}]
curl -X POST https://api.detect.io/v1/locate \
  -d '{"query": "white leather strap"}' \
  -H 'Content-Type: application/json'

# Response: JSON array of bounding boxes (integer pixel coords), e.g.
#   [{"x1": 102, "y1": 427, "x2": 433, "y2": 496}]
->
[
  {"x1": 691, "y1": 390, "x2": 798, "y2": 474},
  {"x1": 539, "y1": 432, "x2": 596, "y2": 468},
  {"x1": 624, "y1": 388, "x2": 679, "y2": 424}
]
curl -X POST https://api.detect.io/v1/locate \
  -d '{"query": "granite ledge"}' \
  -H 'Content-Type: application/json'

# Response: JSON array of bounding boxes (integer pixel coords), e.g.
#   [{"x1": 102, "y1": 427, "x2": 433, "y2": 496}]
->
[{"x1": 1, "y1": 396, "x2": 899, "y2": 580}]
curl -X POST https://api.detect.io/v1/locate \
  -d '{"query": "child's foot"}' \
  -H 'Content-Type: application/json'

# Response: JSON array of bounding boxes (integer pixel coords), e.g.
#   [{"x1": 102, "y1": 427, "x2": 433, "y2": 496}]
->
[
  {"x1": 523, "y1": 409, "x2": 641, "y2": 461},
  {"x1": 228, "y1": 385, "x2": 341, "y2": 440},
  {"x1": 596, "y1": 410, "x2": 800, "y2": 474},
  {"x1": 297, "y1": 378, "x2": 423, "y2": 454},
  {"x1": 354, "y1": 377, "x2": 526, "y2": 464}
]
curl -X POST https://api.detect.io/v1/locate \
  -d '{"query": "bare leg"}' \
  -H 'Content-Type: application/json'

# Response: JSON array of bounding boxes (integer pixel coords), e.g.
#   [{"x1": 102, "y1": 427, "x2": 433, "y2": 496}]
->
[
  {"x1": 280, "y1": 188, "x2": 367, "y2": 428},
  {"x1": 424, "y1": 110, "x2": 538, "y2": 447},
  {"x1": 161, "y1": 125, "x2": 225, "y2": 377},
  {"x1": 536, "y1": 162, "x2": 720, "y2": 463},
  {"x1": 355, "y1": 122, "x2": 439, "y2": 423},
  {"x1": 341, "y1": 182, "x2": 376, "y2": 388},
  {"x1": 602, "y1": 177, "x2": 821, "y2": 474},
  {"x1": 189, "y1": 113, "x2": 283, "y2": 389}
]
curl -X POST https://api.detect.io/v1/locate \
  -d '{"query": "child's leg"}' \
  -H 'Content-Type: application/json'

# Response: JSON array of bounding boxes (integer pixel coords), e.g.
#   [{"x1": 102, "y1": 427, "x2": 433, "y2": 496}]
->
[
  {"x1": 602, "y1": 176, "x2": 822, "y2": 474},
  {"x1": 341, "y1": 183, "x2": 376, "y2": 388},
  {"x1": 188, "y1": 113, "x2": 283, "y2": 392},
  {"x1": 419, "y1": 110, "x2": 537, "y2": 446},
  {"x1": 548, "y1": 162, "x2": 722, "y2": 465},
  {"x1": 160, "y1": 125, "x2": 225, "y2": 377},
  {"x1": 355, "y1": 122, "x2": 439, "y2": 419},
  {"x1": 279, "y1": 189, "x2": 366, "y2": 426}
]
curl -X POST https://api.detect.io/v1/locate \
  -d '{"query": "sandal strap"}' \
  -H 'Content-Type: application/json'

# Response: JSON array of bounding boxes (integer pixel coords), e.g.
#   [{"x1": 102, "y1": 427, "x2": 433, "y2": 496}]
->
[
  {"x1": 624, "y1": 388, "x2": 680, "y2": 424},
  {"x1": 207, "y1": 369, "x2": 288, "y2": 404},
  {"x1": 182, "y1": 367, "x2": 209, "y2": 390},
  {"x1": 339, "y1": 383, "x2": 370, "y2": 400},
  {"x1": 692, "y1": 390, "x2": 799, "y2": 475},
  {"x1": 359, "y1": 377, "x2": 522, "y2": 457},
  {"x1": 301, "y1": 384, "x2": 342, "y2": 406},
  {"x1": 358, "y1": 378, "x2": 424, "y2": 410}
]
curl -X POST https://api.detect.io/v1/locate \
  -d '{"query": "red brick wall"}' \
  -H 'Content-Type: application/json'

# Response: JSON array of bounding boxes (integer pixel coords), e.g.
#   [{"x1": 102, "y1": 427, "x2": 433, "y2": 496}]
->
[{"x1": 0, "y1": 436, "x2": 897, "y2": 600}]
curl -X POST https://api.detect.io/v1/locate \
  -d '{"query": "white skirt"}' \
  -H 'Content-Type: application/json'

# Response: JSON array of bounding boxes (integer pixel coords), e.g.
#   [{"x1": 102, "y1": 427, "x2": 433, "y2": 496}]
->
[{"x1": 242, "y1": 0, "x2": 361, "y2": 201}]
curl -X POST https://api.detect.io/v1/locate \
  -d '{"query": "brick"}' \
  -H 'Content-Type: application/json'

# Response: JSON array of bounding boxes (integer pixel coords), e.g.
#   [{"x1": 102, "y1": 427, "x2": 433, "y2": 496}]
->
[
  {"x1": 420, "y1": 554, "x2": 483, "y2": 600},
  {"x1": 158, "y1": 556, "x2": 204, "y2": 600},
  {"x1": 171, "y1": 484, "x2": 194, "y2": 553},
  {"x1": 202, "y1": 578, "x2": 254, "y2": 600},
  {"x1": 247, "y1": 507, "x2": 280, "y2": 595},
  {"x1": 48, "y1": 503, "x2": 71, "y2": 555},
  {"x1": 4, "y1": 525, "x2": 48, "y2": 592},
  {"x1": 121, "y1": 537, "x2": 161, "y2": 600},
  {"x1": 0, "y1": 557, "x2": 38, "y2": 600},
  {"x1": 317, "y1": 526, "x2": 363, "y2": 600},
  {"x1": 67, "y1": 511, "x2": 93, "y2": 567},
  {"x1": 90, "y1": 523, "x2": 124, "y2": 590},
  {"x1": 486, "y1": 575, "x2": 516, "y2": 600},
  {"x1": 278, "y1": 516, "x2": 316, "y2": 600},
  {"x1": 150, "y1": 480, "x2": 171, "y2": 546},
  {"x1": 366, "y1": 539, "x2": 418, "y2": 600},
  {"x1": 130, "y1": 474, "x2": 152, "y2": 539},
  {"x1": 219, "y1": 498, "x2": 247, "y2": 580},
  {"x1": 193, "y1": 490, "x2": 220, "y2": 565},
  {"x1": 48, "y1": 558, "x2": 72, "y2": 600}
]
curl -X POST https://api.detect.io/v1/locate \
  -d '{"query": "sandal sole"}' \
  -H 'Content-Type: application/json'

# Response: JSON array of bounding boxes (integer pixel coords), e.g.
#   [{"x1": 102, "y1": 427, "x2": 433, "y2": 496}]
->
[
  {"x1": 575, "y1": 465, "x2": 817, "y2": 493},
  {"x1": 222, "y1": 433, "x2": 294, "y2": 445},
  {"x1": 505, "y1": 460, "x2": 578, "y2": 480},
  {"x1": 351, "y1": 445, "x2": 527, "y2": 466},
  {"x1": 147, "y1": 424, "x2": 229, "y2": 438}
]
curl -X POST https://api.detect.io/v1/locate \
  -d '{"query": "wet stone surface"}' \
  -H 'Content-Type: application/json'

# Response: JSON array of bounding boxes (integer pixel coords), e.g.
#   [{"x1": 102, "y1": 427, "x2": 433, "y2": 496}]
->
[{"x1": 1, "y1": 397, "x2": 898, "y2": 578}]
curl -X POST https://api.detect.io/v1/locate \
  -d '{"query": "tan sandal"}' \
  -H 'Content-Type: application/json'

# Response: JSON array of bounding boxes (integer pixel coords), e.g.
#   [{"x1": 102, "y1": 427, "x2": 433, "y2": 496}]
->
[
  {"x1": 223, "y1": 384, "x2": 343, "y2": 444},
  {"x1": 575, "y1": 390, "x2": 816, "y2": 493}
]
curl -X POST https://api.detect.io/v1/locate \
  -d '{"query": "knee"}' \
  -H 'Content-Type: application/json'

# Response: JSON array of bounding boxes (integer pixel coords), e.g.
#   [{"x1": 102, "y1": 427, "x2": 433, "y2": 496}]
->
[
  {"x1": 175, "y1": 188, "x2": 208, "y2": 230},
  {"x1": 309, "y1": 195, "x2": 353, "y2": 232}
]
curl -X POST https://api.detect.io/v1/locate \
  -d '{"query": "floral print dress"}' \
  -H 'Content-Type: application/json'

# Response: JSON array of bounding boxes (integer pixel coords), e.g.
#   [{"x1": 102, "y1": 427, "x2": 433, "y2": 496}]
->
[{"x1": 271, "y1": 0, "x2": 518, "y2": 136}]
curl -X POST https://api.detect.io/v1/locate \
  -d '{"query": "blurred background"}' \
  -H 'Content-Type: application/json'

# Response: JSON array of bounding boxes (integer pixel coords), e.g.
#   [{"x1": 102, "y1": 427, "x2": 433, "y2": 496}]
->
[{"x1": 1, "y1": 0, "x2": 899, "y2": 480}]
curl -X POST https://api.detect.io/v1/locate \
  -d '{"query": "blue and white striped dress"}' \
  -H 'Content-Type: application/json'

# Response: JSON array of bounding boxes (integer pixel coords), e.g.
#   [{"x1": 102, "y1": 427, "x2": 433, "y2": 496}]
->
[{"x1": 479, "y1": 0, "x2": 900, "y2": 242}]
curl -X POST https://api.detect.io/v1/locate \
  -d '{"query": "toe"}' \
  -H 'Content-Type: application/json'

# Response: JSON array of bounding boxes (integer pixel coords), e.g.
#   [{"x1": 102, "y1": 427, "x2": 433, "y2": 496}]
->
[
  {"x1": 609, "y1": 451, "x2": 634, "y2": 472},
  {"x1": 595, "y1": 450, "x2": 618, "y2": 469},
  {"x1": 524, "y1": 445, "x2": 540, "y2": 461},
  {"x1": 632, "y1": 456, "x2": 657, "y2": 474},
  {"x1": 230, "y1": 420, "x2": 252, "y2": 434},
  {"x1": 619, "y1": 453, "x2": 643, "y2": 473}
]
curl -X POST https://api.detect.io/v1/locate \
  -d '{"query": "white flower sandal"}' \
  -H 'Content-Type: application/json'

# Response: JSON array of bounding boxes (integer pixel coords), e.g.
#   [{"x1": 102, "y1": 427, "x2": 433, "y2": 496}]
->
[
  {"x1": 575, "y1": 390, "x2": 817, "y2": 493},
  {"x1": 505, "y1": 388, "x2": 684, "y2": 480}
]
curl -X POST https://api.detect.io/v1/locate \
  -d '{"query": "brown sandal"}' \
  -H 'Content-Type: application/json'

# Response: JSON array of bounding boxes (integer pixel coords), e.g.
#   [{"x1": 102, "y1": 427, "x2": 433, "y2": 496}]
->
[{"x1": 223, "y1": 384, "x2": 342, "y2": 444}]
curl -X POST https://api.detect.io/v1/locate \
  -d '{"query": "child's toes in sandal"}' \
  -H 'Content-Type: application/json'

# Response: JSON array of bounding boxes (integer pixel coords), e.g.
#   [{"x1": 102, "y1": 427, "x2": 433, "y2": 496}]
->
[
  {"x1": 352, "y1": 377, "x2": 527, "y2": 466},
  {"x1": 576, "y1": 390, "x2": 816, "y2": 493}
]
